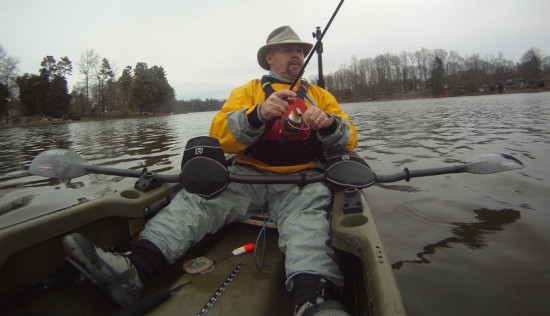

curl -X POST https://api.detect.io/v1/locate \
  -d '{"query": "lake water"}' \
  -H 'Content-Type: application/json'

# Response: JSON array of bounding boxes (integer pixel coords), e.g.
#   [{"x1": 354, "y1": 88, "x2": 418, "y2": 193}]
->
[{"x1": 1, "y1": 92, "x2": 549, "y2": 315}]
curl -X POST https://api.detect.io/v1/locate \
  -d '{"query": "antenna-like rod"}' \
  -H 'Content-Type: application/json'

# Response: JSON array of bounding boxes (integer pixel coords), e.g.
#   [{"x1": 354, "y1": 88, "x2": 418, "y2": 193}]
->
[
  {"x1": 313, "y1": 26, "x2": 325, "y2": 89},
  {"x1": 289, "y1": 0, "x2": 345, "y2": 91}
]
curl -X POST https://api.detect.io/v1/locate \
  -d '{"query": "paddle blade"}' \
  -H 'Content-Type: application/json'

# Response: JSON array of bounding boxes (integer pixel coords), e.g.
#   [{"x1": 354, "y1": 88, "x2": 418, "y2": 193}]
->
[
  {"x1": 29, "y1": 149, "x2": 90, "y2": 179},
  {"x1": 464, "y1": 153, "x2": 524, "y2": 174}
]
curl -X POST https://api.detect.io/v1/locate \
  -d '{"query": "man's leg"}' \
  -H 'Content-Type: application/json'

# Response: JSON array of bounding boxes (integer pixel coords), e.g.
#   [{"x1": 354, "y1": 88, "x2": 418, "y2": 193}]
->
[
  {"x1": 63, "y1": 165, "x2": 267, "y2": 306},
  {"x1": 270, "y1": 177, "x2": 349, "y2": 315}
]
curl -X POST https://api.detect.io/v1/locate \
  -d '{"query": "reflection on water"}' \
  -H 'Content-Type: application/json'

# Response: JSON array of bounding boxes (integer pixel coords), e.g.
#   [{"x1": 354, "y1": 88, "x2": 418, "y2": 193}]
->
[
  {"x1": 347, "y1": 92, "x2": 550, "y2": 315},
  {"x1": 0, "y1": 112, "x2": 215, "y2": 229},
  {"x1": 348, "y1": 93, "x2": 550, "y2": 170},
  {"x1": 391, "y1": 208, "x2": 521, "y2": 269},
  {"x1": 1, "y1": 93, "x2": 550, "y2": 315}
]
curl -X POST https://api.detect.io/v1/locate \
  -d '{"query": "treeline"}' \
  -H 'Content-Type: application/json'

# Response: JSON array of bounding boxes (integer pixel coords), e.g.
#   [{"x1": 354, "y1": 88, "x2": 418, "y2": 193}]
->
[
  {"x1": 322, "y1": 47, "x2": 549, "y2": 101},
  {"x1": 174, "y1": 98, "x2": 225, "y2": 113},
  {"x1": 2, "y1": 45, "x2": 549, "y2": 123},
  {"x1": 31, "y1": 49, "x2": 177, "y2": 118},
  {"x1": 15, "y1": 56, "x2": 73, "y2": 117},
  {"x1": 0, "y1": 47, "x2": 224, "y2": 122}
]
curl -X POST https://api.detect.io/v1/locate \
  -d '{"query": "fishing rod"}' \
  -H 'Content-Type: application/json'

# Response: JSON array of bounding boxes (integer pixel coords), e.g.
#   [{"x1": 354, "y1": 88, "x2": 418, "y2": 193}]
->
[{"x1": 289, "y1": 0, "x2": 345, "y2": 91}]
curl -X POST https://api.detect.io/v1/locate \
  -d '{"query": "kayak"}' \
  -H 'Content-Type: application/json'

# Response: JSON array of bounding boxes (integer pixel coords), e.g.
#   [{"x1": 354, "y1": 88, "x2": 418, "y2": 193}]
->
[
  {"x1": 0, "y1": 182, "x2": 406, "y2": 315},
  {"x1": 0, "y1": 146, "x2": 523, "y2": 315}
]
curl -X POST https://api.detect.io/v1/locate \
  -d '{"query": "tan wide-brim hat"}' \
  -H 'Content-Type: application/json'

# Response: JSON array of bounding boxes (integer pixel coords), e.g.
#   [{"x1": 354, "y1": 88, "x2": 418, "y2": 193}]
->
[{"x1": 257, "y1": 25, "x2": 314, "y2": 70}]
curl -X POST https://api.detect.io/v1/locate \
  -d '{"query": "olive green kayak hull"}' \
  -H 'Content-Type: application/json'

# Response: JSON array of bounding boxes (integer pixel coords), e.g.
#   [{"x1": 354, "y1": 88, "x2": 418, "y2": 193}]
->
[{"x1": 0, "y1": 184, "x2": 405, "y2": 315}]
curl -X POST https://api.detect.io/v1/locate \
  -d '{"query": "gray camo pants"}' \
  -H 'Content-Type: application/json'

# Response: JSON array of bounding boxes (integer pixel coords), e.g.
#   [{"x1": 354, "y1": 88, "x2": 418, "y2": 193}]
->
[{"x1": 139, "y1": 164, "x2": 344, "y2": 290}]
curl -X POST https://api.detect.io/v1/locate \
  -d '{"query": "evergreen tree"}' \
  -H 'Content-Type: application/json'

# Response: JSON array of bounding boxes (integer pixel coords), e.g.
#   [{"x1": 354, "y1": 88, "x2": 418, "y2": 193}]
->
[
  {"x1": 16, "y1": 73, "x2": 42, "y2": 116},
  {"x1": 39, "y1": 56, "x2": 57, "y2": 80},
  {"x1": 431, "y1": 56, "x2": 445, "y2": 96},
  {"x1": 97, "y1": 58, "x2": 115, "y2": 114},
  {"x1": 118, "y1": 66, "x2": 133, "y2": 111},
  {"x1": 131, "y1": 63, "x2": 175, "y2": 114},
  {"x1": 0, "y1": 82, "x2": 9, "y2": 121},
  {"x1": 131, "y1": 62, "x2": 154, "y2": 115},
  {"x1": 38, "y1": 55, "x2": 73, "y2": 117},
  {"x1": 57, "y1": 56, "x2": 73, "y2": 78},
  {"x1": 44, "y1": 76, "x2": 71, "y2": 117}
]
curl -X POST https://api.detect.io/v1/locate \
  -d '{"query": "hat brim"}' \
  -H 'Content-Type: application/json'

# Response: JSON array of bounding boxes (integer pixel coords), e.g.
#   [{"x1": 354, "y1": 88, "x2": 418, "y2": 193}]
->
[{"x1": 257, "y1": 41, "x2": 314, "y2": 70}]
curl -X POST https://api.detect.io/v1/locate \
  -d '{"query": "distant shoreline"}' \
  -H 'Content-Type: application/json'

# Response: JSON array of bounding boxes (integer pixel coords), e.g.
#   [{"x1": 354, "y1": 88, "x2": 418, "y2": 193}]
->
[
  {"x1": 0, "y1": 112, "x2": 171, "y2": 130},
  {"x1": 343, "y1": 87, "x2": 549, "y2": 104},
  {"x1": 2, "y1": 89, "x2": 547, "y2": 130}
]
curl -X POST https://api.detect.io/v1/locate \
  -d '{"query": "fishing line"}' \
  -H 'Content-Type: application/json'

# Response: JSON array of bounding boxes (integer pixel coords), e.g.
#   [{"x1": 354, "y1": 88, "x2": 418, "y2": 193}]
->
[
  {"x1": 253, "y1": 190, "x2": 302, "y2": 270},
  {"x1": 282, "y1": 117, "x2": 311, "y2": 141}
]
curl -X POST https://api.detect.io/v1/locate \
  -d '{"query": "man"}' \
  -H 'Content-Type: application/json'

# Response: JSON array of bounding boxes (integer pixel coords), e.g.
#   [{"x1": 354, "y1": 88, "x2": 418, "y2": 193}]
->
[{"x1": 63, "y1": 25, "x2": 357, "y2": 316}]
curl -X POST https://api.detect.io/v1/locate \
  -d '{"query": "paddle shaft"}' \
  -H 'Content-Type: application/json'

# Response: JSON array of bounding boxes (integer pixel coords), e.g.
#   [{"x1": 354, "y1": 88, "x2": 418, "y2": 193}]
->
[
  {"x1": 57, "y1": 161, "x2": 507, "y2": 186},
  {"x1": 229, "y1": 172, "x2": 324, "y2": 185},
  {"x1": 84, "y1": 165, "x2": 180, "y2": 183},
  {"x1": 375, "y1": 164, "x2": 466, "y2": 183},
  {"x1": 82, "y1": 165, "x2": 467, "y2": 185},
  {"x1": 30, "y1": 149, "x2": 522, "y2": 187}
]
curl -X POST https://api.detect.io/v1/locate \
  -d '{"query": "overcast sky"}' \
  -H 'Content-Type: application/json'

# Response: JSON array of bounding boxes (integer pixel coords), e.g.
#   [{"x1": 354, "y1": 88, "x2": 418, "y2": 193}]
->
[{"x1": 1, "y1": 0, "x2": 549, "y2": 100}]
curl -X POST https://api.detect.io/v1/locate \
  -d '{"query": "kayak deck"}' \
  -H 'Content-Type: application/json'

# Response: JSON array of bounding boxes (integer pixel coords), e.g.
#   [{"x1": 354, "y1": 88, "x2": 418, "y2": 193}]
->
[
  {"x1": 0, "y1": 223, "x2": 365, "y2": 315},
  {"x1": 146, "y1": 223, "x2": 292, "y2": 316},
  {"x1": 0, "y1": 184, "x2": 405, "y2": 315}
]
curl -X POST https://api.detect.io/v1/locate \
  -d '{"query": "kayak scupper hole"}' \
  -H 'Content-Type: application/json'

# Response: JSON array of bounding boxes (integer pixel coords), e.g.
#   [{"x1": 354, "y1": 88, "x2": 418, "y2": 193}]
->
[
  {"x1": 376, "y1": 247, "x2": 384, "y2": 263},
  {"x1": 339, "y1": 214, "x2": 368, "y2": 227},
  {"x1": 120, "y1": 190, "x2": 141, "y2": 200}
]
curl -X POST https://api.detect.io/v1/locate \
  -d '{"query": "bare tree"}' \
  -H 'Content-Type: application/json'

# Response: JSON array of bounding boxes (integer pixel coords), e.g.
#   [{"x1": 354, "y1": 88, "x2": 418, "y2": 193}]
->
[
  {"x1": 324, "y1": 46, "x2": 545, "y2": 101},
  {"x1": 389, "y1": 53, "x2": 403, "y2": 94},
  {"x1": 401, "y1": 51, "x2": 417, "y2": 92},
  {"x1": 446, "y1": 51, "x2": 464, "y2": 93},
  {"x1": 357, "y1": 57, "x2": 374, "y2": 98},
  {"x1": 78, "y1": 49, "x2": 99, "y2": 116},
  {"x1": 519, "y1": 47, "x2": 544, "y2": 86},
  {"x1": 0, "y1": 45, "x2": 19, "y2": 93}
]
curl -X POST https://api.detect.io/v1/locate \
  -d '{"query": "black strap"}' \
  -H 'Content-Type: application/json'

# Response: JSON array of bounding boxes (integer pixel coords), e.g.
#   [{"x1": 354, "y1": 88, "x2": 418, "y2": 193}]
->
[
  {"x1": 260, "y1": 75, "x2": 309, "y2": 134},
  {"x1": 245, "y1": 77, "x2": 322, "y2": 165},
  {"x1": 261, "y1": 75, "x2": 309, "y2": 101}
]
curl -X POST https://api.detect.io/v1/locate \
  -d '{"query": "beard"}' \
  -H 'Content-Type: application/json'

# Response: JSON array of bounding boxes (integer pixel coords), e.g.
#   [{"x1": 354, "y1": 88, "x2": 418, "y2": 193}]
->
[{"x1": 286, "y1": 61, "x2": 303, "y2": 79}]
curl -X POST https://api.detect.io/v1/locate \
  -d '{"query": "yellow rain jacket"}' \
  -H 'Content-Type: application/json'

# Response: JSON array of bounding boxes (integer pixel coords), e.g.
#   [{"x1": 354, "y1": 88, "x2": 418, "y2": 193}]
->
[{"x1": 209, "y1": 78, "x2": 357, "y2": 174}]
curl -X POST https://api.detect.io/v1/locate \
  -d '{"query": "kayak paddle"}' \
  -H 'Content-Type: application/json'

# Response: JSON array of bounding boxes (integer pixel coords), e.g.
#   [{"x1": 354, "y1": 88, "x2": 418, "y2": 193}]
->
[
  {"x1": 374, "y1": 153, "x2": 524, "y2": 183},
  {"x1": 29, "y1": 149, "x2": 524, "y2": 189},
  {"x1": 29, "y1": 149, "x2": 180, "y2": 183}
]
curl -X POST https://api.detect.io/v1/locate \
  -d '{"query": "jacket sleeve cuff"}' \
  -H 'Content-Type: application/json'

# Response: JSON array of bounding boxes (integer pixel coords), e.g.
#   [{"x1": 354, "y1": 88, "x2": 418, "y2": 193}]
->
[
  {"x1": 319, "y1": 114, "x2": 337, "y2": 135},
  {"x1": 247, "y1": 104, "x2": 264, "y2": 128}
]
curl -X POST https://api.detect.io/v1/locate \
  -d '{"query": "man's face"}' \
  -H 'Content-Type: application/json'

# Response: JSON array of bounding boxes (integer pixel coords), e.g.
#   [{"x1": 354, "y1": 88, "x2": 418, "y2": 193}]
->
[{"x1": 266, "y1": 45, "x2": 305, "y2": 80}]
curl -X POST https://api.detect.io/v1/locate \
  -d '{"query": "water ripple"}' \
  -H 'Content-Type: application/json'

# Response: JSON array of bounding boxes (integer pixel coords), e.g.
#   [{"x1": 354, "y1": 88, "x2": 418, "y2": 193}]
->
[
  {"x1": 0, "y1": 112, "x2": 215, "y2": 229},
  {"x1": 1, "y1": 93, "x2": 550, "y2": 314}
]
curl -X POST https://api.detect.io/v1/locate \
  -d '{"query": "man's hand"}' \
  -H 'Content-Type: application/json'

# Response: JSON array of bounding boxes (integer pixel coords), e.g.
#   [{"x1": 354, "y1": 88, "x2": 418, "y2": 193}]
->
[
  {"x1": 303, "y1": 107, "x2": 332, "y2": 130},
  {"x1": 259, "y1": 89, "x2": 332, "y2": 130},
  {"x1": 259, "y1": 90, "x2": 296, "y2": 122}
]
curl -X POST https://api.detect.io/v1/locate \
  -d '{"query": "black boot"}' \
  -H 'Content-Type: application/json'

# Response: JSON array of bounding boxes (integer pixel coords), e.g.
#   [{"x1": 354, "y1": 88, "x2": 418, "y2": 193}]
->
[
  {"x1": 127, "y1": 239, "x2": 167, "y2": 282},
  {"x1": 290, "y1": 273, "x2": 350, "y2": 316}
]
